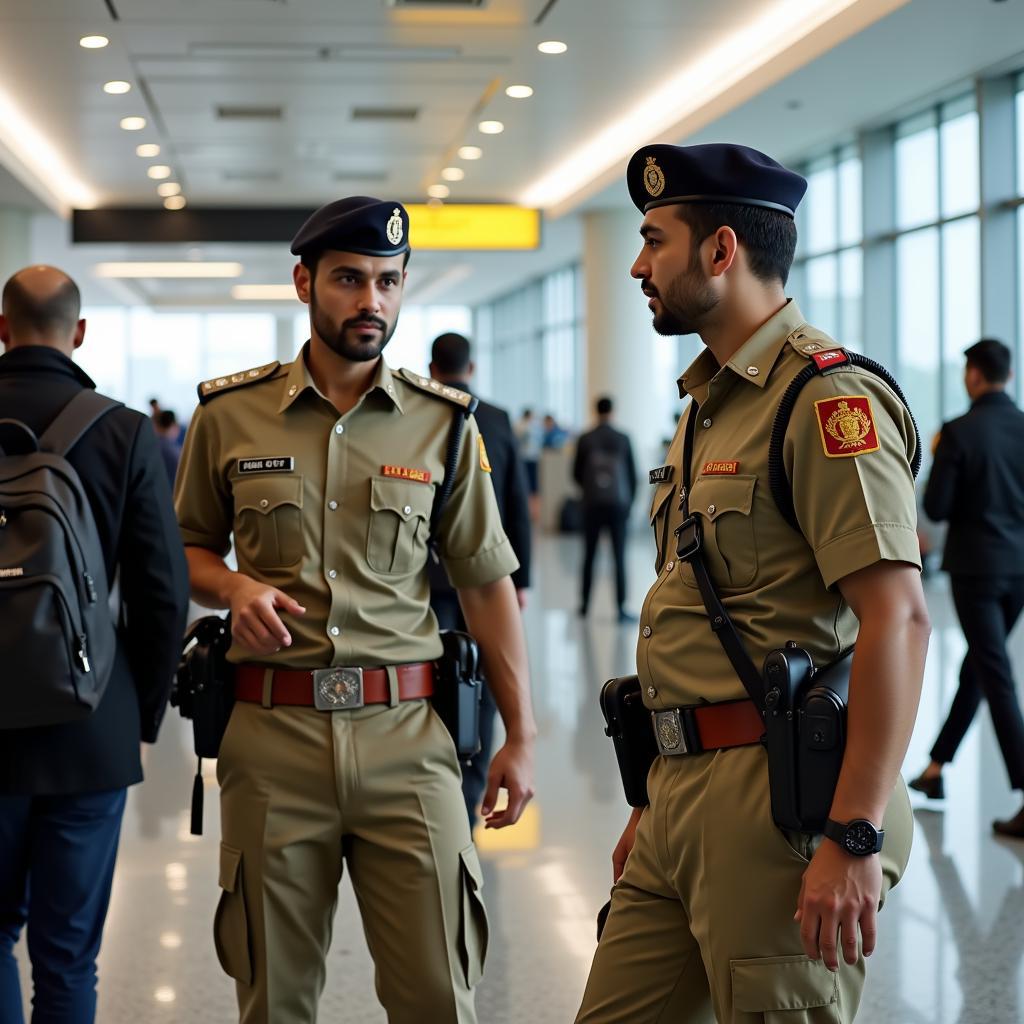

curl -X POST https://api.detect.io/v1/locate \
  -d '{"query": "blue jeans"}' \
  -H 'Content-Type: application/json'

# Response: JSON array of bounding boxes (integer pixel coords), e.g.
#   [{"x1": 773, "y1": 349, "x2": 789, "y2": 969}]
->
[{"x1": 0, "y1": 789, "x2": 127, "y2": 1024}]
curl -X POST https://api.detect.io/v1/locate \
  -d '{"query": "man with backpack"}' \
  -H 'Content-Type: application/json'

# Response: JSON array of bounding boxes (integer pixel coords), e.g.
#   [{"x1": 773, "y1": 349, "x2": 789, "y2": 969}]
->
[
  {"x1": 574, "y1": 396, "x2": 637, "y2": 622},
  {"x1": 0, "y1": 265, "x2": 189, "y2": 1023}
]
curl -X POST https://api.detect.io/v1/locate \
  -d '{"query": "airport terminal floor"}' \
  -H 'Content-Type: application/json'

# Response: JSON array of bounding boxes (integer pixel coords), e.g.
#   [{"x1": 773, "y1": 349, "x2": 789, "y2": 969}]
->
[{"x1": 14, "y1": 532, "x2": 1024, "y2": 1024}]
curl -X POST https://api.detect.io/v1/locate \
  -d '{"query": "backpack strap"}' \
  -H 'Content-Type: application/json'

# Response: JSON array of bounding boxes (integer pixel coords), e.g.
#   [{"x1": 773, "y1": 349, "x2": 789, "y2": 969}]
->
[
  {"x1": 429, "y1": 398, "x2": 479, "y2": 563},
  {"x1": 38, "y1": 390, "x2": 123, "y2": 457},
  {"x1": 767, "y1": 351, "x2": 922, "y2": 532}
]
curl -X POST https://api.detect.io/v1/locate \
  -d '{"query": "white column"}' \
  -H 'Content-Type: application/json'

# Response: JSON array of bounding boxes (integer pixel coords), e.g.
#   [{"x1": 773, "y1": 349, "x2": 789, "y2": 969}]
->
[
  {"x1": 0, "y1": 209, "x2": 32, "y2": 283},
  {"x1": 582, "y1": 209, "x2": 675, "y2": 519},
  {"x1": 276, "y1": 312, "x2": 298, "y2": 364}
]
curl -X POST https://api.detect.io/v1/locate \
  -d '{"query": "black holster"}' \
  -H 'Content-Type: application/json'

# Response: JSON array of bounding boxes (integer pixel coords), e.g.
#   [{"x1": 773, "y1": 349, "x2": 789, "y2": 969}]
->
[
  {"x1": 600, "y1": 674, "x2": 657, "y2": 807},
  {"x1": 432, "y1": 630, "x2": 483, "y2": 762}
]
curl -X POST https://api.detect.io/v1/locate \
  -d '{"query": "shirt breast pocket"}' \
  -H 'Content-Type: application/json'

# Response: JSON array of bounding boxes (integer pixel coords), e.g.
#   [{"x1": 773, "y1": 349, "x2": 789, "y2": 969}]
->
[
  {"x1": 649, "y1": 481, "x2": 677, "y2": 570},
  {"x1": 367, "y1": 477, "x2": 434, "y2": 575},
  {"x1": 232, "y1": 476, "x2": 304, "y2": 570},
  {"x1": 680, "y1": 475, "x2": 758, "y2": 590}
]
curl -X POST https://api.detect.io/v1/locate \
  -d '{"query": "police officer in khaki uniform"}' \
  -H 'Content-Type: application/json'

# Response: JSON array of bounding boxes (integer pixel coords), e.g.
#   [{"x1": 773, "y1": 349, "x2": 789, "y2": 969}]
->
[
  {"x1": 174, "y1": 197, "x2": 536, "y2": 1024},
  {"x1": 575, "y1": 146, "x2": 931, "y2": 1023}
]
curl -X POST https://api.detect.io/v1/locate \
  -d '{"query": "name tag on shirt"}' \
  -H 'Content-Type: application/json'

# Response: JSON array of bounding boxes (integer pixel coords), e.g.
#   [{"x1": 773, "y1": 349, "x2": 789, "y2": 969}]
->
[
  {"x1": 382, "y1": 465, "x2": 432, "y2": 484},
  {"x1": 649, "y1": 465, "x2": 674, "y2": 485},
  {"x1": 701, "y1": 461, "x2": 739, "y2": 475},
  {"x1": 237, "y1": 457, "x2": 295, "y2": 474}
]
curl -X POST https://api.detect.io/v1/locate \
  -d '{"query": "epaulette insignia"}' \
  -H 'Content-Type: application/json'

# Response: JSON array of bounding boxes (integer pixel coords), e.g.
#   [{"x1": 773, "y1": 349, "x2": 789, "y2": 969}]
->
[
  {"x1": 398, "y1": 368, "x2": 474, "y2": 409},
  {"x1": 197, "y1": 362, "x2": 280, "y2": 404},
  {"x1": 786, "y1": 326, "x2": 844, "y2": 360}
]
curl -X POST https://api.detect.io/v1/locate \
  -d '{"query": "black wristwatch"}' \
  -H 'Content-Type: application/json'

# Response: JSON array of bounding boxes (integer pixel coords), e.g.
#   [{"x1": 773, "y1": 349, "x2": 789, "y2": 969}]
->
[{"x1": 824, "y1": 818, "x2": 884, "y2": 856}]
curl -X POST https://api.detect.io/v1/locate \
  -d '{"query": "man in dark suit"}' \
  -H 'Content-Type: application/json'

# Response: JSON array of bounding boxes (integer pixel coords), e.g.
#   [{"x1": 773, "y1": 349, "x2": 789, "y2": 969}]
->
[
  {"x1": 910, "y1": 339, "x2": 1024, "y2": 836},
  {"x1": 0, "y1": 266, "x2": 189, "y2": 1022},
  {"x1": 427, "y1": 332, "x2": 532, "y2": 825},
  {"x1": 573, "y1": 396, "x2": 637, "y2": 623}
]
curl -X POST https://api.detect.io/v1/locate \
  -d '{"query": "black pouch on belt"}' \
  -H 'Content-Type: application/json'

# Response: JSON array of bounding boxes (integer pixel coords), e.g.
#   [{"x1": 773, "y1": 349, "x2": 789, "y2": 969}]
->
[
  {"x1": 600, "y1": 674, "x2": 659, "y2": 808},
  {"x1": 432, "y1": 629, "x2": 483, "y2": 762},
  {"x1": 171, "y1": 614, "x2": 235, "y2": 836}
]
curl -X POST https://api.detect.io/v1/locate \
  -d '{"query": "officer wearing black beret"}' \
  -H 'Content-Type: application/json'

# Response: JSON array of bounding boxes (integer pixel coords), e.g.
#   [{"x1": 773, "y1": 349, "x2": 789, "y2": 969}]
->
[
  {"x1": 175, "y1": 196, "x2": 537, "y2": 1023},
  {"x1": 575, "y1": 144, "x2": 928, "y2": 1022}
]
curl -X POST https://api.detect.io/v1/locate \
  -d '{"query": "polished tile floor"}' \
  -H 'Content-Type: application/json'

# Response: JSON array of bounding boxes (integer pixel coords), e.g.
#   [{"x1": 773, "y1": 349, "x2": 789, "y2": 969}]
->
[{"x1": 15, "y1": 533, "x2": 1024, "y2": 1023}]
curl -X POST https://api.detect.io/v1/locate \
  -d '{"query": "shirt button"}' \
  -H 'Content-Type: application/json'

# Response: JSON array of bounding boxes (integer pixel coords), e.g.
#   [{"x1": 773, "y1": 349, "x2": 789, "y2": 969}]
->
[
  {"x1": 703, "y1": 418, "x2": 712, "y2": 429},
  {"x1": 665, "y1": 560, "x2": 675, "y2": 572},
  {"x1": 708, "y1": 504, "x2": 716, "y2": 515},
  {"x1": 288, "y1": 385, "x2": 297, "y2": 396},
  {"x1": 403, "y1": 505, "x2": 412, "y2": 515},
  {"x1": 746, "y1": 366, "x2": 760, "y2": 377},
  {"x1": 328, "y1": 500, "x2": 338, "y2": 511},
  {"x1": 330, "y1": 626, "x2": 340, "y2": 637},
  {"x1": 328, "y1": 569, "x2": 337, "y2": 579},
  {"x1": 259, "y1": 499, "x2": 269, "y2": 508},
  {"x1": 335, "y1": 424, "x2": 344, "y2": 435},
  {"x1": 647, "y1": 686, "x2": 657, "y2": 699},
  {"x1": 642, "y1": 625, "x2": 652, "y2": 638}
]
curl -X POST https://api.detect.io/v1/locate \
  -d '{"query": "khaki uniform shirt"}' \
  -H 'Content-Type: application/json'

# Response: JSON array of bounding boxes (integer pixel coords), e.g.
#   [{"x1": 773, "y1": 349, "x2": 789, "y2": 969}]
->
[
  {"x1": 639, "y1": 300, "x2": 921, "y2": 709},
  {"x1": 175, "y1": 349, "x2": 518, "y2": 667}
]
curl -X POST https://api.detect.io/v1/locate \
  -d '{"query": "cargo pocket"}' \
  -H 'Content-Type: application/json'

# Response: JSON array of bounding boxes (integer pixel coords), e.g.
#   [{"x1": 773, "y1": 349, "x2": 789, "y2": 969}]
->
[
  {"x1": 233, "y1": 476, "x2": 304, "y2": 569},
  {"x1": 731, "y1": 954, "x2": 839, "y2": 1021},
  {"x1": 680, "y1": 475, "x2": 758, "y2": 589},
  {"x1": 458, "y1": 844, "x2": 489, "y2": 989},
  {"x1": 367, "y1": 477, "x2": 433, "y2": 575},
  {"x1": 213, "y1": 843, "x2": 253, "y2": 985}
]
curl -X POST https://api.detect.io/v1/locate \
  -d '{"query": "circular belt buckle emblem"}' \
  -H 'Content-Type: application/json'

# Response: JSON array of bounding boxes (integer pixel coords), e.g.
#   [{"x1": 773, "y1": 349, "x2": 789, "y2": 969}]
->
[{"x1": 318, "y1": 671, "x2": 359, "y2": 707}]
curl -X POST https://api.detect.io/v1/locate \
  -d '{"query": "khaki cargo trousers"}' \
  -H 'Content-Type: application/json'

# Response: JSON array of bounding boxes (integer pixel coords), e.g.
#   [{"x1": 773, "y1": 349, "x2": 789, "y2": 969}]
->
[
  {"x1": 576, "y1": 746, "x2": 913, "y2": 1024},
  {"x1": 214, "y1": 697, "x2": 487, "y2": 1024}
]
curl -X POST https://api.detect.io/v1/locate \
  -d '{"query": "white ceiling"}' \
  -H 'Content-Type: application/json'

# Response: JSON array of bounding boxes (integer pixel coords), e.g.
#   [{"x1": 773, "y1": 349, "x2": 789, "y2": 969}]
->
[{"x1": 1, "y1": 0, "x2": 1024, "y2": 308}]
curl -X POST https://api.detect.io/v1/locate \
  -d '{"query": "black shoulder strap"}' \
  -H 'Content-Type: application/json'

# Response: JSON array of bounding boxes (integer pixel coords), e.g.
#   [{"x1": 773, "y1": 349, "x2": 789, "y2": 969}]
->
[
  {"x1": 677, "y1": 403, "x2": 766, "y2": 708},
  {"x1": 38, "y1": 390, "x2": 123, "y2": 457},
  {"x1": 768, "y1": 351, "x2": 922, "y2": 531},
  {"x1": 429, "y1": 397, "x2": 479, "y2": 563}
]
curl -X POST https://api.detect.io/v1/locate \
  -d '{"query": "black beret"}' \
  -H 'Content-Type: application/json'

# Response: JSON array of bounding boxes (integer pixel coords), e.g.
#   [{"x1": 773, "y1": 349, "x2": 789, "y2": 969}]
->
[
  {"x1": 290, "y1": 196, "x2": 411, "y2": 258},
  {"x1": 626, "y1": 143, "x2": 807, "y2": 217}
]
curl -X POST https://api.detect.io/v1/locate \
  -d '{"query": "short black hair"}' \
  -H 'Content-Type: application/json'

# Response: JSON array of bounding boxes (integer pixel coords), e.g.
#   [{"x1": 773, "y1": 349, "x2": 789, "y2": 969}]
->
[
  {"x1": 300, "y1": 248, "x2": 411, "y2": 277},
  {"x1": 673, "y1": 202, "x2": 798, "y2": 286},
  {"x1": 431, "y1": 332, "x2": 472, "y2": 375},
  {"x1": 156, "y1": 410, "x2": 178, "y2": 430},
  {"x1": 596, "y1": 396, "x2": 613, "y2": 415},
  {"x1": 965, "y1": 338, "x2": 1011, "y2": 384},
  {"x1": 1, "y1": 273, "x2": 81, "y2": 337}
]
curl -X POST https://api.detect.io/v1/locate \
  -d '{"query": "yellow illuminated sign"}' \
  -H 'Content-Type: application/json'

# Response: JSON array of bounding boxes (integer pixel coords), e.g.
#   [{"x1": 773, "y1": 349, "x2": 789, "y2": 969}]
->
[{"x1": 406, "y1": 204, "x2": 540, "y2": 251}]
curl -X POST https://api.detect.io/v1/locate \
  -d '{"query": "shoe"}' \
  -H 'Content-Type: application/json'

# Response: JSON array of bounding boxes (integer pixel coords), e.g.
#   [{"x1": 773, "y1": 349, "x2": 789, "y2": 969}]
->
[
  {"x1": 907, "y1": 772, "x2": 945, "y2": 800},
  {"x1": 993, "y1": 804, "x2": 1024, "y2": 838},
  {"x1": 617, "y1": 610, "x2": 638, "y2": 624}
]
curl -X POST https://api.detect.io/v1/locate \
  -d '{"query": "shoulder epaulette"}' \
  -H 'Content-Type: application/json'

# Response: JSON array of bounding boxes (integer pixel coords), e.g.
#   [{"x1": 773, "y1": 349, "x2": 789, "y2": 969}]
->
[
  {"x1": 785, "y1": 324, "x2": 844, "y2": 360},
  {"x1": 197, "y1": 362, "x2": 281, "y2": 405},
  {"x1": 398, "y1": 368, "x2": 475, "y2": 410}
]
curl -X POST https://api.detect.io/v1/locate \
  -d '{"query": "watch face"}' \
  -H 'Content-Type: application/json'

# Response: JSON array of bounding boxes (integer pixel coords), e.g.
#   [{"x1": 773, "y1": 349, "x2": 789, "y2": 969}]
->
[{"x1": 843, "y1": 821, "x2": 878, "y2": 855}]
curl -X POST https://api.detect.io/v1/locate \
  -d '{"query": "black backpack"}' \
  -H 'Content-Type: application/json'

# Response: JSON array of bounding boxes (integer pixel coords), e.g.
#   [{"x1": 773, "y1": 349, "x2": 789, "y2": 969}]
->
[
  {"x1": 0, "y1": 390, "x2": 122, "y2": 728},
  {"x1": 582, "y1": 442, "x2": 630, "y2": 507}
]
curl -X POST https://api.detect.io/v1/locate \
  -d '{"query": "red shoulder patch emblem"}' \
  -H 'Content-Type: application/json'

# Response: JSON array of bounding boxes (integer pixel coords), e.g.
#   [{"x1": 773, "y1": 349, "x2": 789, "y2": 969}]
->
[
  {"x1": 813, "y1": 395, "x2": 880, "y2": 458},
  {"x1": 811, "y1": 350, "x2": 849, "y2": 371}
]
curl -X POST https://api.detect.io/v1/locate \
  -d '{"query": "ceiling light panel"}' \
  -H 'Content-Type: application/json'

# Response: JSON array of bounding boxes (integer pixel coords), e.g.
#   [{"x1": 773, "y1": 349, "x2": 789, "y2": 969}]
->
[
  {"x1": 441, "y1": 167, "x2": 465, "y2": 181},
  {"x1": 147, "y1": 165, "x2": 172, "y2": 179},
  {"x1": 136, "y1": 143, "x2": 160, "y2": 157},
  {"x1": 163, "y1": 196, "x2": 187, "y2": 210},
  {"x1": 95, "y1": 262, "x2": 242, "y2": 279},
  {"x1": 388, "y1": 0, "x2": 485, "y2": 7},
  {"x1": 80, "y1": 36, "x2": 109, "y2": 49},
  {"x1": 157, "y1": 182, "x2": 181, "y2": 196},
  {"x1": 103, "y1": 81, "x2": 132, "y2": 95},
  {"x1": 232, "y1": 284, "x2": 297, "y2": 300},
  {"x1": 478, "y1": 120, "x2": 504, "y2": 134},
  {"x1": 458, "y1": 146, "x2": 482, "y2": 160}
]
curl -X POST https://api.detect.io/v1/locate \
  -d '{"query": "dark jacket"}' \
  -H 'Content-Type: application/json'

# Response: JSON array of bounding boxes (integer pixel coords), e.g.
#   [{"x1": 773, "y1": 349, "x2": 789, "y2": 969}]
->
[
  {"x1": 0, "y1": 346, "x2": 189, "y2": 795},
  {"x1": 573, "y1": 422, "x2": 637, "y2": 510},
  {"x1": 430, "y1": 383, "x2": 531, "y2": 593},
  {"x1": 923, "y1": 390, "x2": 1024, "y2": 577}
]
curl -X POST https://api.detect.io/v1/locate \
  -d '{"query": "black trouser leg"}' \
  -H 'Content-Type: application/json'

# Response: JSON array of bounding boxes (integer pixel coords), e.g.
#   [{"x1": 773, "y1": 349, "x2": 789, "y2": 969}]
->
[
  {"x1": 933, "y1": 576, "x2": 1024, "y2": 789},
  {"x1": 580, "y1": 510, "x2": 604, "y2": 611},
  {"x1": 930, "y1": 653, "x2": 983, "y2": 765},
  {"x1": 609, "y1": 508, "x2": 628, "y2": 611}
]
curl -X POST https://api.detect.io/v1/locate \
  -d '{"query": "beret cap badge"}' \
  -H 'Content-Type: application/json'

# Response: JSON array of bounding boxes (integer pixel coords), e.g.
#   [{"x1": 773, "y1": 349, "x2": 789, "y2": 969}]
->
[
  {"x1": 644, "y1": 156, "x2": 666, "y2": 198},
  {"x1": 386, "y1": 208, "x2": 404, "y2": 246}
]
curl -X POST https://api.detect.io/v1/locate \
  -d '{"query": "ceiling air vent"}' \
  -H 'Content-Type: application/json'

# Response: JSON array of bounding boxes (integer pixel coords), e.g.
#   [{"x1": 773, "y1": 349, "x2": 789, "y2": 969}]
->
[
  {"x1": 351, "y1": 106, "x2": 419, "y2": 122},
  {"x1": 333, "y1": 169, "x2": 389, "y2": 182},
  {"x1": 388, "y1": 1, "x2": 486, "y2": 7},
  {"x1": 216, "y1": 105, "x2": 283, "y2": 121}
]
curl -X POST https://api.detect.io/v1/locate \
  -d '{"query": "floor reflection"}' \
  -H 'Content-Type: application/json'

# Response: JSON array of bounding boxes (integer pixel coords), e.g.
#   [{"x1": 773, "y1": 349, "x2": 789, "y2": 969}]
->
[{"x1": 14, "y1": 534, "x2": 1024, "y2": 1022}]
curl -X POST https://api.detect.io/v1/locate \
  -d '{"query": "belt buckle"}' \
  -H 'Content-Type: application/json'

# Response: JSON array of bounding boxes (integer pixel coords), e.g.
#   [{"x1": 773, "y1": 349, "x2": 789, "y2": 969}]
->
[
  {"x1": 313, "y1": 667, "x2": 364, "y2": 711},
  {"x1": 653, "y1": 708, "x2": 689, "y2": 756}
]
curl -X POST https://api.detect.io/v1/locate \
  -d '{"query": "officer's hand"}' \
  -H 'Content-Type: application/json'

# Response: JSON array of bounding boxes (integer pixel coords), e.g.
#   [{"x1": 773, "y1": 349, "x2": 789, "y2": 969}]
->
[
  {"x1": 228, "y1": 575, "x2": 306, "y2": 656},
  {"x1": 481, "y1": 740, "x2": 535, "y2": 829},
  {"x1": 612, "y1": 807, "x2": 644, "y2": 882},
  {"x1": 795, "y1": 840, "x2": 882, "y2": 971}
]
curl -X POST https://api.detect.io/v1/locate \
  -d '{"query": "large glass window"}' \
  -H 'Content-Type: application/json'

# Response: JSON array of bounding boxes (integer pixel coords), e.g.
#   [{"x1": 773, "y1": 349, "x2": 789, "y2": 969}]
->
[
  {"x1": 897, "y1": 228, "x2": 942, "y2": 439},
  {"x1": 896, "y1": 111, "x2": 939, "y2": 230}
]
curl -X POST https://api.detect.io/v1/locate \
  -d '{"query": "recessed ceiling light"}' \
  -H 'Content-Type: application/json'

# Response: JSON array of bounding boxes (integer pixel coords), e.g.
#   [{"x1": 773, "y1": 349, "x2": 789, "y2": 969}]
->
[
  {"x1": 537, "y1": 41, "x2": 568, "y2": 55},
  {"x1": 427, "y1": 184, "x2": 450, "y2": 199},
  {"x1": 120, "y1": 117, "x2": 146, "y2": 131},
  {"x1": 157, "y1": 182, "x2": 181, "y2": 197},
  {"x1": 163, "y1": 196, "x2": 187, "y2": 210},
  {"x1": 441, "y1": 167, "x2": 464, "y2": 182},
  {"x1": 458, "y1": 146, "x2": 482, "y2": 160},
  {"x1": 231, "y1": 284, "x2": 297, "y2": 300},
  {"x1": 103, "y1": 81, "x2": 131, "y2": 95},
  {"x1": 136, "y1": 143, "x2": 160, "y2": 157},
  {"x1": 79, "y1": 35, "x2": 109, "y2": 49},
  {"x1": 478, "y1": 120, "x2": 504, "y2": 135},
  {"x1": 95, "y1": 260, "x2": 241, "y2": 279},
  {"x1": 147, "y1": 165, "x2": 172, "y2": 180},
  {"x1": 505, "y1": 85, "x2": 534, "y2": 99}
]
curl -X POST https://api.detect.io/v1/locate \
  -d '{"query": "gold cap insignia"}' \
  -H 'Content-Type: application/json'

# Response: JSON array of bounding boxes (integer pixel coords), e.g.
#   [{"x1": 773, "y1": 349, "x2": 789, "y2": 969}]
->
[
  {"x1": 644, "y1": 156, "x2": 666, "y2": 198},
  {"x1": 386, "y1": 208, "x2": 404, "y2": 246}
]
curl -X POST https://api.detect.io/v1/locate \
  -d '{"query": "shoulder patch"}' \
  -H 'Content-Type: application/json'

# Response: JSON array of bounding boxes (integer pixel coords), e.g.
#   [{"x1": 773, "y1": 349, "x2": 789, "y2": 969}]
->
[
  {"x1": 814, "y1": 395, "x2": 880, "y2": 458},
  {"x1": 786, "y1": 324, "x2": 844, "y2": 360},
  {"x1": 197, "y1": 362, "x2": 281, "y2": 404},
  {"x1": 397, "y1": 368, "x2": 474, "y2": 409}
]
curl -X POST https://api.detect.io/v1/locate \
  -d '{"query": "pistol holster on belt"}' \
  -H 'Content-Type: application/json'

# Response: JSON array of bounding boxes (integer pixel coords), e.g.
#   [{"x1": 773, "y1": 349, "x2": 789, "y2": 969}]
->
[
  {"x1": 432, "y1": 629, "x2": 483, "y2": 762},
  {"x1": 599, "y1": 674, "x2": 658, "y2": 807}
]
